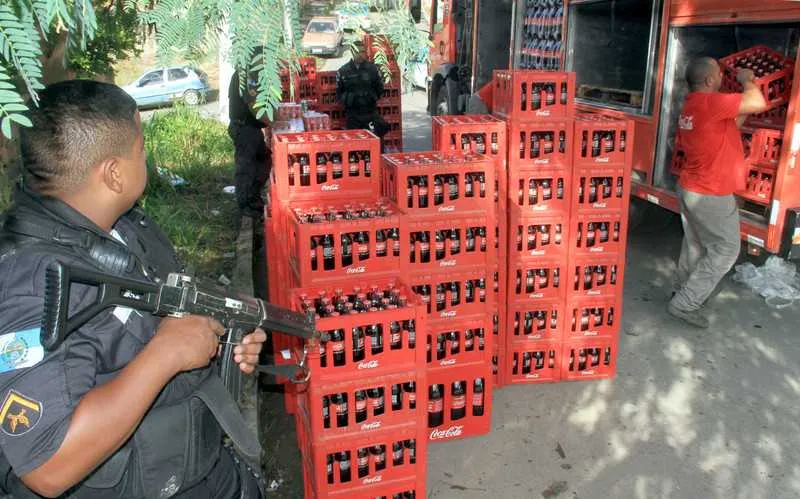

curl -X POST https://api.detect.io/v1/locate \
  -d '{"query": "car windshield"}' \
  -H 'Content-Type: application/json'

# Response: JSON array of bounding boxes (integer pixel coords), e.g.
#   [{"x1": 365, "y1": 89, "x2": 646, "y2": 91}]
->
[{"x1": 307, "y1": 21, "x2": 336, "y2": 33}]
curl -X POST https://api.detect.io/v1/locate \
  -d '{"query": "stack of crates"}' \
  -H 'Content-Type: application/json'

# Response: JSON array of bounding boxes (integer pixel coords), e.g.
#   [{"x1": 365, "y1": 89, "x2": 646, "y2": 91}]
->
[
  {"x1": 364, "y1": 34, "x2": 404, "y2": 152},
  {"x1": 431, "y1": 115, "x2": 508, "y2": 387},
  {"x1": 281, "y1": 57, "x2": 318, "y2": 103},
  {"x1": 382, "y1": 151, "x2": 496, "y2": 443},
  {"x1": 266, "y1": 130, "x2": 428, "y2": 498}
]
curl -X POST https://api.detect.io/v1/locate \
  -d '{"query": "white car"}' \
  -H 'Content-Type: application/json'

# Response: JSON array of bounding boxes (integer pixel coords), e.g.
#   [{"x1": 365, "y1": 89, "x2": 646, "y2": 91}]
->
[{"x1": 334, "y1": 2, "x2": 371, "y2": 31}]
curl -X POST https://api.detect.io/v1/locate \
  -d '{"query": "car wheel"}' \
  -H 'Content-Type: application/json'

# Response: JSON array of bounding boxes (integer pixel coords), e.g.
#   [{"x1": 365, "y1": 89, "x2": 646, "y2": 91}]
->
[{"x1": 183, "y1": 89, "x2": 201, "y2": 106}]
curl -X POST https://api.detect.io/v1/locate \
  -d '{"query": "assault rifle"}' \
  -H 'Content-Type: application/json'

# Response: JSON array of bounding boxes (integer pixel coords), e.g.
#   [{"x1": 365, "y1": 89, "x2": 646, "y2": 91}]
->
[{"x1": 41, "y1": 261, "x2": 319, "y2": 396}]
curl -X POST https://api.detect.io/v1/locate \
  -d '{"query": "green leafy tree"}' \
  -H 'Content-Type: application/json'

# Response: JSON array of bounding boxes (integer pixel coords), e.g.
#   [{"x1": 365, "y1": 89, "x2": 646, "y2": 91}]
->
[{"x1": 65, "y1": 2, "x2": 140, "y2": 78}]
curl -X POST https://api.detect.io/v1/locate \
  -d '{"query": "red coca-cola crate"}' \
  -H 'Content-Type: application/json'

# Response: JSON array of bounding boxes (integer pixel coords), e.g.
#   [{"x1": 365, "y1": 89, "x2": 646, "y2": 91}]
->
[
  {"x1": 569, "y1": 211, "x2": 628, "y2": 256},
  {"x1": 720, "y1": 45, "x2": 794, "y2": 110},
  {"x1": 410, "y1": 268, "x2": 491, "y2": 322},
  {"x1": 746, "y1": 105, "x2": 787, "y2": 129},
  {"x1": 279, "y1": 197, "x2": 404, "y2": 286},
  {"x1": 303, "y1": 112, "x2": 332, "y2": 132},
  {"x1": 507, "y1": 299, "x2": 563, "y2": 343},
  {"x1": 561, "y1": 338, "x2": 617, "y2": 381},
  {"x1": 289, "y1": 278, "x2": 426, "y2": 382},
  {"x1": 565, "y1": 296, "x2": 621, "y2": 340},
  {"x1": 738, "y1": 164, "x2": 776, "y2": 205},
  {"x1": 573, "y1": 114, "x2": 634, "y2": 168},
  {"x1": 317, "y1": 71, "x2": 338, "y2": 92},
  {"x1": 752, "y1": 128, "x2": 783, "y2": 167},
  {"x1": 425, "y1": 315, "x2": 491, "y2": 369},
  {"x1": 492, "y1": 342, "x2": 503, "y2": 388},
  {"x1": 508, "y1": 167, "x2": 570, "y2": 214},
  {"x1": 382, "y1": 151, "x2": 495, "y2": 216},
  {"x1": 568, "y1": 254, "x2": 624, "y2": 299},
  {"x1": 508, "y1": 209, "x2": 568, "y2": 261},
  {"x1": 505, "y1": 341, "x2": 561, "y2": 384},
  {"x1": 298, "y1": 424, "x2": 426, "y2": 498},
  {"x1": 425, "y1": 363, "x2": 492, "y2": 443},
  {"x1": 572, "y1": 166, "x2": 630, "y2": 213},
  {"x1": 295, "y1": 370, "x2": 424, "y2": 442},
  {"x1": 508, "y1": 257, "x2": 566, "y2": 303},
  {"x1": 378, "y1": 100, "x2": 402, "y2": 120},
  {"x1": 383, "y1": 133, "x2": 404, "y2": 154},
  {"x1": 301, "y1": 469, "x2": 423, "y2": 499},
  {"x1": 508, "y1": 119, "x2": 573, "y2": 170},
  {"x1": 317, "y1": 90, "x2": 339, "y2": 106},
  {"x1": 272, "y1": 130, "x2": 381, "y2": 202},
  {"x1": 431, "y1": 114, "x2": 508, "y2": 170},
  {"x1": 403, "y1": 212, "x2": 494, "y2": 275},
  {"x1": 492, "y1": 70, "x2": 575, "y2": 120}
]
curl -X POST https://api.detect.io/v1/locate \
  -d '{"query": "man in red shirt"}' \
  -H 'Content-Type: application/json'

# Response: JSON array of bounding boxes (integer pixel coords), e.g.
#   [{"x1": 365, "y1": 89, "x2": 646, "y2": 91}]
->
[{"x1": 668, "y1": 57, "x2": 768, "y2": 328}]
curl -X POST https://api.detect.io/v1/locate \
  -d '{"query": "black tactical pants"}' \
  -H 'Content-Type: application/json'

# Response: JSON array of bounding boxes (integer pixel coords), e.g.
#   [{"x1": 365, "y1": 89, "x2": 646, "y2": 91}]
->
[
  {"x1": 228, "y1": 121, "x2": 269, "y2": 218},
  {"x1": 174, "y1": 448, "x2": 261, "y2": 499}
]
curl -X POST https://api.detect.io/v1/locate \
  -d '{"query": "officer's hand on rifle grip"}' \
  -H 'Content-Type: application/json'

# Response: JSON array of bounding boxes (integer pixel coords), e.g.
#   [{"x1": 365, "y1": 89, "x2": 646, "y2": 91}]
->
[
  {"x1": 154, "y1": 315, "x2": 226, "y2": 372},
  {"x1": 234, "y1": 328, "x2": 267, "y2": 374}
]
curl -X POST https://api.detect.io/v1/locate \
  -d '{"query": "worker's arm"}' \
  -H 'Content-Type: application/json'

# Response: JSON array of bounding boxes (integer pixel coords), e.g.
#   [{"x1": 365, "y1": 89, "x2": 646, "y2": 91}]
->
[
  {"x1": 737, "y1": 69, "x2": 769, "y2": 116},
  {"x1": 21, "y1": 315, "x2": 225, "y2": 497}
]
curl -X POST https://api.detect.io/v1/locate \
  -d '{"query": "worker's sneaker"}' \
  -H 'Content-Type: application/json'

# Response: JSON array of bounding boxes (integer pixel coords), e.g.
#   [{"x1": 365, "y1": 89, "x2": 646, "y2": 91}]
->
[{"x1": 667, "y1": 302, "x2": 709, "y2": 329}]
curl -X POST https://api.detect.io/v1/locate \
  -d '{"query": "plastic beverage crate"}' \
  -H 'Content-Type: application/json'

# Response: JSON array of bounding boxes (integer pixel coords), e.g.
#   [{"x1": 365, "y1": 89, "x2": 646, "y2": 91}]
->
[
  {"x1": 752, "y1": 128, "x2": 783, "y2": 167},
  {"x1": 403, "y1": 212, "x2": 495, "y2": 275},
  {"x1": 382, "y1": 151, "x2": 496, "y2": 216},
  {"x1": 720, "y1": 45, "x2": 794, "y2": 110},
  {"x1": 565, "y1": 296, "x2": 621, "y2": 339},
  {"x1": 507, "y1": 299, "x2": 564, "y2": 343},
  {"x1": 573, "y1": 114, "x2": 634, "y2": 168},
  {"x1": 272, "y1": 130, "x2": 382, "y2": 202},
  {"x1": 746, "y1": 105, "x2": 787, "y2": 130},
  {"x1": 492, "y1": 70, "x2": 576, "y2": 120},
  {"x1": 317, "y1": 71, "x2": 337, "y2": 92},
  {"x1": 505, "y1": 340, "x2": 561, "y2": 384},
  {"x1": 571, "y1": 166, "x2": 630, "y2": 213},
  {"x1": 508, "y1": 257, "x2": 567, "y2": 302},
  {"x1": 289, "y1": 278, "x2": 426, "y2": 382},
  {"x1": 568, "y1": 211, "x2": 628, "y2": 256},
  {"x1": 424, "y1": 363, "x2": 492, "y2": 443},
  {"x1": 508, "y1": 167, "x2": 571, "y2": 214},
  {"x1": 278, "y1": 197, "x2": 405, "y2": 286},
  {"x1": 431, "y1": 114, "x2": 508, "y2": 171},
  {"x1": 383, "y1": 132, "x2": 404, "y2": 154},
  {"x1": 491, "y1": 342, "x2": 503, "y2": 388},
  {"x1": 410, "y1": 268, "x2": 492, "y2": 322},
  {"x1": 508, "y1": 119, "x2": 573, "y2": 170},
  {"x1": 738, "y1": 164, "x2": 776, "y2": 205},
  {"x1": 424, "y1": 315, "x2": 492, "y2": 369},
  {"x1": 561, "y1": 338, "x2": 617, "y2": 381},
  {"x1": 294, "y1": 370, "x2": 424, "y2": 442},
  {"x1": 508, "y1": 209, "x2": 568, "y2": 261},
  {"x1": 568, "y1": 254, "x2": 624, "y2": 299}
]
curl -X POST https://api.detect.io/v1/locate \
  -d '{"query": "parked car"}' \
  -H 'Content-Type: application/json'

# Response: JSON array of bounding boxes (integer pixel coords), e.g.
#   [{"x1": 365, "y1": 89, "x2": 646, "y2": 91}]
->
[
  {"x1": 123, "y1": 66, "x2": 210, "y2": 108},
  {"x1": 333, "y1": 1, "x2": 371, "y2": 31},
  {"x1": 301, "y1": 17, "x2": 344, "y2": 57}
]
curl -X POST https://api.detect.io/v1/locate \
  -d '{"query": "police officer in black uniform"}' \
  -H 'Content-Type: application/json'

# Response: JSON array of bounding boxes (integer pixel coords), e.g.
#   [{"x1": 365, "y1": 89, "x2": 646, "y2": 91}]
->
[
  {"x1": 0, "y1": 80, "x2": 266, "y2": 498},
  {"x1": 336, "y1": 42, "x2": 390, "y2": 145}
]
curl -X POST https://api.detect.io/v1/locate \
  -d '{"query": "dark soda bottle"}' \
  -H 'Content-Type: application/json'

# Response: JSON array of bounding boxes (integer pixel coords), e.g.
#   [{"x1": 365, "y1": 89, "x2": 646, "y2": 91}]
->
[
  {"x1": 472, "y1": 378, "x2": 485, "y2": 416},
  {"x1": 355, "y1": 390, "x2": 368, "y2": 423},
  {"x1": 451, "y1": 381, "x2": 466, "y2": 420},
  {"x1": 428, "y1": 384, "x2": 444, "y2": 427}
]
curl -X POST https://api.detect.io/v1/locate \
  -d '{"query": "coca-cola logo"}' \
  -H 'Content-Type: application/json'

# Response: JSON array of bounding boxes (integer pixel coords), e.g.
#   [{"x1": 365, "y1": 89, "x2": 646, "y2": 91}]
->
[
  {"x1": 357, "y1": 360, "x2": 379, "y2": 369},
  {"x1": 584, "y1": 331, "x2": 599, "y2": 336},
  {"x1": 528, "y1": 293, "x2": 543, "y2": 299},
  {"x1": 525, "y1": 373, "x2": 542, "y2": 379},
  {"x1": 592, "y1": 203, "x2": 607, "y2": 209},
  {"x1": 440, "y1": 311, "x2": 457, "y2": 318},
  {"x1": 533, "y1": 159, "x2": 550, "y2": 165},
  {"x1": 430, "y1": 425, "x2": 464, "y2": 440},
  {"x1": 361, "y1": 421, "x2": 381, "y2": 431},
  {"x1": 362, "y1": 475, "x2": 383, "y2": 485},
  {"x1": 532, "y1": 205, "x2": 547, "y2": 211},
  {"x1": 438, "y1": 206, "x2": 455, "y2": 213},
  {"x1": 440, "y1": 359, "x2": 456, "y2": 367},
  {"x1": 595, "y1": 157, "x2": 610, "y2": 163},
  {"x1": 587, "y1": 290, "x2": 600, "y2": 296},
  {"x1": 589, "y1": 247, "x2": 604, "y2": 253},
  {"x1": 530, "y1": 250, "x2": 545, "y2": 256},
  {"x1": 581, "y1": 370, "x2": 596, "y2": 376},
  {"x1": 535, "y1": 110, "x2": 551, "y2": 117},
  {"x1": 320, "y1": 184, "x2": 341, "y2": 191},
  {"x1": 346, "y1": 266, "x2": 367, "y2": 274},
  {"x1": 439, "y1": 260, "x2": 457, "y2": 267}
]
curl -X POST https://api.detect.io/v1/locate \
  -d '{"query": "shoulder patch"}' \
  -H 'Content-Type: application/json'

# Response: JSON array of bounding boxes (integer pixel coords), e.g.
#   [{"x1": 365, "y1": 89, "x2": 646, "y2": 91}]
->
[
  {"x1": 0, "y1": 328, "x2": 44, "y2": 373},
  {"x1": 0, "y1": 390, "x2": 42, "y2": 436}
]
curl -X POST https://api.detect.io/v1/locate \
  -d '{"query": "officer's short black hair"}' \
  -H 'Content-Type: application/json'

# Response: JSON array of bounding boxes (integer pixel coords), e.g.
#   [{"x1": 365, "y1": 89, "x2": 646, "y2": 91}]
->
[
  {"x1": 686, "y1": 57, "x2": 719, "y2": 91},
  {"x1": 20, "y1": 79, "x2": 140, "y2": 194}
]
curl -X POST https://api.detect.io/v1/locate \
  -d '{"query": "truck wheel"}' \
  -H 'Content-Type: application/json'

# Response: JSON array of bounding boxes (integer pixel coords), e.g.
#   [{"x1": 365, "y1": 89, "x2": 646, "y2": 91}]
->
[{"x1": 433, "y1": 78, "x2": 458, "y2": 116}]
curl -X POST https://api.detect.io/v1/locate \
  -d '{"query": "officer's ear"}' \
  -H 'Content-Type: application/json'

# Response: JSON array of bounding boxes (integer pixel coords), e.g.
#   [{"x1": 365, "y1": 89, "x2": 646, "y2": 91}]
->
[{"x1": 99, "y1": 157, "x2": 125, "y2": 194}]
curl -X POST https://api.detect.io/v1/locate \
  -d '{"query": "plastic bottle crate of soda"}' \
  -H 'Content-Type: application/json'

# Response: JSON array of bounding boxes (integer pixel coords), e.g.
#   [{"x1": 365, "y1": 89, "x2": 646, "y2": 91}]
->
[
  {"x1": 508, "y1": 119, "x2": 573, "y2": 170},
  {"x1": 746, "y1": 105, "x2": 787, "y2": 129},
  {"x1": 382, "y1": 151, "x2": 495, "y2": 216},
  {"x1": 299, "y1": 453, "x2": 424, "y2": 499},
  {"x1": 738, "y1": 164, "x2": 776, "y2": 205},
  {"x1": 272, "y1": 130, "x2": 381, "y2": 202},
  {"x1": 573, "y1": 114, "x2": 634, "y2": 168},
  {"x1": 509, "y1": 209, "x2": 568, "y2": 261},
  {"x1": 431, "y1": 114, "x2": 508, "y2": 168},
  {"x1": 752, "y1": 128, "x2": 783, "y2": 167},
  {"x1": 491, "y1": 342, "x2": 503, "y2": 388},
  {"x1": 289, "y1": 279, "x2": 426, "y2": 382},
  {"x1": 403, "y1": 213, "x2": 495, "y2": 275},
  {"x1": 492, "y1": 70, "x2": 575, "y2": 120},
  {"x1": 424, "y1": 316, "x2": 492, "y2": 370},
  {"x1": 316, "y1": 70, "x2": 338, "y2": 92},
  {"x1": 383, "y1": 132, "x2": 404, "y2": 153},
  {"x1": 571, "y1": 165, "x2": 630, "y2": 213},
  {"x1": 562, "y1": 338, "x2": 617, "y2": 381},
  {"x1": 505, "y1": 340, "x2": 561, "y2": 384},
  {"x1": 508, "y1": 257, "x2": 567, "y2": 303},
  {"x1": 410, "y1": 269, "x2": 492, "y2": 322},
  {"x1": 565, "y1": 296, "x2": 621, "y2": 340},
  {"x1": 569, "y1": 211, "x2": 628, "y2": 256},
  {"x1": 507, "y1": 298, "x2": 564, "y2": 344},
  {"x1": 299, "y1": 424, "x2": 427, "y2": 498},
  {"x1": 568, "y1": 254, "x2": 624, "y2": 300},
  {"x1": 295, "y1": 370, "x2": 425, "y2": 443},
  {"x1": 720, "y1": 45, "x2": 794, "y2": 110},
  {"x1": 508, "y1": 167, "x2": 570, "y2": 215},
  {"x1": 424, "y1": 363, "x2": 492, "y2": 443},
  {"x1": 280, "y1": 198, "x2": 405, "y2": 286}
]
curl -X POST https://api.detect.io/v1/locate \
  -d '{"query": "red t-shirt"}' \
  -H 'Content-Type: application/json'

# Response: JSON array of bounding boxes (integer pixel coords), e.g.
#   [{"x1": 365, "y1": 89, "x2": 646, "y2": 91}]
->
[{"x1": 677, "y1": 92, "x2": 745, "y2": 195}]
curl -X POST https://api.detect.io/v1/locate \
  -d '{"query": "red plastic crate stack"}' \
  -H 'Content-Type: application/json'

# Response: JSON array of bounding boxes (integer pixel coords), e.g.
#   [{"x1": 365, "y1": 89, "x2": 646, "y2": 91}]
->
[
  {"x1": 430, "y1": 115, "x2": 508, "y2": 387},
  {"x1": 720, "y1": 45, "x2": 794, "y2": 111},
  {"x1": 382, "y1": 151, "x2": 495, "y2": 443},
  {"x1": 281, "y1": 57, "x2": 318, "y2": 103}
]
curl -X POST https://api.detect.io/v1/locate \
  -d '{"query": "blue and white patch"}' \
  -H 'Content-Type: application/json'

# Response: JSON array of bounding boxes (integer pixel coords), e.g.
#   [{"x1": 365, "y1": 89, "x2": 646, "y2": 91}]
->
[{"x1": 0, "y1": 328, "x2": 44, "y2": 373}]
